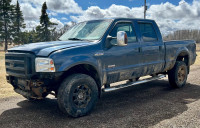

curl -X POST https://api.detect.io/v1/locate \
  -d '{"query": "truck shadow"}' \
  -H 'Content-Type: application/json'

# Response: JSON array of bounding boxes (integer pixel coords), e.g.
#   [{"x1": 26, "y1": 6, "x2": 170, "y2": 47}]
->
[{"x1": 1, "y1": 80, "x2": 200, "y2": 127}]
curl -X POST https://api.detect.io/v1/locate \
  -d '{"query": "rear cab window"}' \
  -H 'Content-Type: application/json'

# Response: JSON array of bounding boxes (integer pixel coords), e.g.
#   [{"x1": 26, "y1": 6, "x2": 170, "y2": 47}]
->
[{"x1": 138, "y1": 22, "x2": 158, "y2": 42}]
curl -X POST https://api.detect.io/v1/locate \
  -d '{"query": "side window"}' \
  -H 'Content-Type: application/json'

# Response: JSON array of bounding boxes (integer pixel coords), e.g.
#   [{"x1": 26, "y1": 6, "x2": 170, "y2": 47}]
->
[
  {"x1": 138, "y1": 23, "x2": 158, "y2": 42},
  {"x1": 109, "y1": 22, "x2": 137, "y2": 43}
]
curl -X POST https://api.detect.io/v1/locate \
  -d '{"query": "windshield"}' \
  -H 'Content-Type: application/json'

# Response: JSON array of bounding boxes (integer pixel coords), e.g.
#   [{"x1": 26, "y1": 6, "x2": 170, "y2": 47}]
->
[{"x1": 59, "y1": 20, "x2": 112, "y2": 41}]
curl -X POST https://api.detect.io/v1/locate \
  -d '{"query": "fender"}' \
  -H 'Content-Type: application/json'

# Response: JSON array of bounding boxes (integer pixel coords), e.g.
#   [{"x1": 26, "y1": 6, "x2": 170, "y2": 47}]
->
[
  {"x1": 57, "y1": 55, "x2": 103, "y2": 85},
  {"x1": 171, "y1": 47, "x2": 190, "y2": 68},
  {"x1": 58, "y1": 56, "x2": 100, "y2": 71}
]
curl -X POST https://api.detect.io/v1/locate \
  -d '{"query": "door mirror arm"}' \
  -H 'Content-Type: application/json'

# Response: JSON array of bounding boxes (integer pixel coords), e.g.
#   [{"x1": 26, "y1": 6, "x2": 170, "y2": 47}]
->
[
  {"x1": 107, "y1": 35, "x2": 117, "y2": 46},
  {"x1": 107, "y1": 35, "x2": 116, "y2": 39}
]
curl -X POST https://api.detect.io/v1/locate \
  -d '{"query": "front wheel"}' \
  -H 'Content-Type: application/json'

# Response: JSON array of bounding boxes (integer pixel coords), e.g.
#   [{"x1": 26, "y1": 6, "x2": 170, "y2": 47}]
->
[
  {"x1": 57, "y1": 74, "x2": 99, "y2": 117},
  {"x1": 168, "y1": 61, "x2": 188, "y2": 88}
]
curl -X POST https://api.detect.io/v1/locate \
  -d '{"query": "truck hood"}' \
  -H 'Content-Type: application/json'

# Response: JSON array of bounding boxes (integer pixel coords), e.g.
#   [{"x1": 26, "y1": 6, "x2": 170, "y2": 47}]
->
[{"x1": 8, "y1": 41, "x2": 93, "y2": 56}]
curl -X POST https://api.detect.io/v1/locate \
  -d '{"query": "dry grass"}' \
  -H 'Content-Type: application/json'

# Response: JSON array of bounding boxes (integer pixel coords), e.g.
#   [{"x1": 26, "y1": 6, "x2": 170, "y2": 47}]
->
[
  {"x1": 0, "y1": 44, "x2": 16, "y2": 51},
  {"x1": 197, "y1": 43, "x2": 200, "y2": 51},
  {"x1": 195, "y1": 52, "x2": 200, "y2": 65},
  {"x1": 0, "y1": 52, "x2": 20, "y2": 98}
]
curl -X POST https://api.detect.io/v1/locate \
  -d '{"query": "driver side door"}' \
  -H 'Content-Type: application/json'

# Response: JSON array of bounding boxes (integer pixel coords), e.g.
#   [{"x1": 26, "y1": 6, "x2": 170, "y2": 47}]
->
[{"x1": 102, "y1": 21, "x2": 142, "y2": 83}]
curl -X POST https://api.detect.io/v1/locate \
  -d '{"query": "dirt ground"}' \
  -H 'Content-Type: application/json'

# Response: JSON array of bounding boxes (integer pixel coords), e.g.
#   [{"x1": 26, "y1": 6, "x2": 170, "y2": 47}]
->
[{"x1": 0, "y1": 65, "x2": 199, "y2": 128}]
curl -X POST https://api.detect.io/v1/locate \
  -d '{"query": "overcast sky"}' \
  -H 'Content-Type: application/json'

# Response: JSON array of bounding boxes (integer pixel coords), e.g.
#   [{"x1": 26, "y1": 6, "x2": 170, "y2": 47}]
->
[{"x1": 11, "y1": 0, "x2": 200, "y2": 35}]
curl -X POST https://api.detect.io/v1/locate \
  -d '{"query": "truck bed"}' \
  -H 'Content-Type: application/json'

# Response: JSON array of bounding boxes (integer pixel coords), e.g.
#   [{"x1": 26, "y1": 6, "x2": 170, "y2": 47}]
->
[{"x1": 164, "y1": 40, "x2": 196, "y2": 71}]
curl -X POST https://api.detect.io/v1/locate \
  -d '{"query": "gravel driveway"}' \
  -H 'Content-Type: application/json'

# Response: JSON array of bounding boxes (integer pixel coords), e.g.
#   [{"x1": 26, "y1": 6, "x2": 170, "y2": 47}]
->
[{"x1": 0, "y1": 65, "x2": 200, "y2": 128}]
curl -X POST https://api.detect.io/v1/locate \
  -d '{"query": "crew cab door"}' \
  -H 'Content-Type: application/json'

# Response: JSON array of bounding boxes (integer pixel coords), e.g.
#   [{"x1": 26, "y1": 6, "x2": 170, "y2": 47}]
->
[
  {"x1": 102, "y1": 21, "x2": 142, "y2": 83},
  {"x1": 137, "y1": 21, "x2": 165, "y2": 75}
]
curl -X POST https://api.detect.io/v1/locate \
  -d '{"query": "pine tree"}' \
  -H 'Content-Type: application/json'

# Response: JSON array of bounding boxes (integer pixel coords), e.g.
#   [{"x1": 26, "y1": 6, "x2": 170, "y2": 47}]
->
[
  {"x1": 35, "y1": 25, "x2": 43, "y2": 42},
  {"x1": 0, "y1": 0, "x2": 14, "y2": 51},
  {"x1": 37, "y1": 2, "x2": 57, "y2": 42},
  {"x1": 13, "y1": 0, "x2": 25, "y2": 44}
]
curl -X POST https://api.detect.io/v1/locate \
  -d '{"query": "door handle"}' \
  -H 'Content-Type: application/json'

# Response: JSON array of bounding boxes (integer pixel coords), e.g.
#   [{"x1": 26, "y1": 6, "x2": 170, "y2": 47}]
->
[
  {"x1": 138, "y1": 47, "x2": 142, "y2": 52},
  {"x1": 159, "y1": 46, "x2": 162, "y2": 51}
]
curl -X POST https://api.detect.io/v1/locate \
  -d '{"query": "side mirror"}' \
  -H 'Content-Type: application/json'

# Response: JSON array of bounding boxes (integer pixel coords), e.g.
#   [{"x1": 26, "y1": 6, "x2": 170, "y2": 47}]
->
[{"x1": 117, "y1": 31, "x2": 128, "y2": 46}]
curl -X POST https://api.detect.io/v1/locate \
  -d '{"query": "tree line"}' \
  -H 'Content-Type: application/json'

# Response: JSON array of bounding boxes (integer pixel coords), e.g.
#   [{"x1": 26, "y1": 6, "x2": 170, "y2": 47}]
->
[
  {"x1": 0, "y1": 0, "x2": 68, "y2": 51},
  {"x1": 163, "y1": 30, "x2": 200, "y2": 43}
]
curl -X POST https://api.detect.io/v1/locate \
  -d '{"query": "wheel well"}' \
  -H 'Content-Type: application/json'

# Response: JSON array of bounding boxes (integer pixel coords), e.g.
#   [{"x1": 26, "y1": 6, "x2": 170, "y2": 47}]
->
[
  {"x1": 176, "y1": 52, "x2": 190, "y2": 74},
  {"x1": 176, "y1": 52, "x2": 189, "y2": 66},
  {"x1": 59, "y1": 64, "x2": 101, "y2": 97}
]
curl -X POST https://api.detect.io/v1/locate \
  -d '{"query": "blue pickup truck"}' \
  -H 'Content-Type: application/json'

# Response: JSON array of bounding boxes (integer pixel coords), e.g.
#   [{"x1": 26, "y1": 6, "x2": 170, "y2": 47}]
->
[{"x1": 5, "y1": 18, "x2": 196, "y2": 117}]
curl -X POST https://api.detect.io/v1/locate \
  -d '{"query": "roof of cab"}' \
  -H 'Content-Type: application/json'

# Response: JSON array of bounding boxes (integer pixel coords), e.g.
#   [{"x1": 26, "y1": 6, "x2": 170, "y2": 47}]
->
[
  {"x1": 79, "y1": 17, "x2": 155, "y2": 24},
  {"x1": 100, "y1": 17, "x2": 155, "y2": 22},
  {"x1": 103, "y1": 17, "x2": 154, "y2": 21}
]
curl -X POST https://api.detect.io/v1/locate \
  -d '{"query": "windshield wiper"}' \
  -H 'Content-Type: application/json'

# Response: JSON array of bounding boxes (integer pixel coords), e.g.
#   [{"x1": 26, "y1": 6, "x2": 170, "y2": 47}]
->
[
  {"x1": 68, "y1": 38, "x2": 83, "y2": 41},
  {"x1": 68, "y1": 38, "x2": 94, "y2": 42}
]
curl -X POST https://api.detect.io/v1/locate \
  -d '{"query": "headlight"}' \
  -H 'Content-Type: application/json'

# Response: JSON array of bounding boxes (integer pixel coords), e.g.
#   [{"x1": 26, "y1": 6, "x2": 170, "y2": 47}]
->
[{"x1": 35, "y1": 58, "x2": 55, "y2": 72}]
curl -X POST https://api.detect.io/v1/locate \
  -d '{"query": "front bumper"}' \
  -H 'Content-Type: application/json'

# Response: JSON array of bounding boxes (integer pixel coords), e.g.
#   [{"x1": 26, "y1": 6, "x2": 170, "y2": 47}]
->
[
  {"x1": 6, "y1": 72, "x2": 63, "y2": 99},
  {"x1": 6, "y1": 75, "x2": 48, "y2": 99}
]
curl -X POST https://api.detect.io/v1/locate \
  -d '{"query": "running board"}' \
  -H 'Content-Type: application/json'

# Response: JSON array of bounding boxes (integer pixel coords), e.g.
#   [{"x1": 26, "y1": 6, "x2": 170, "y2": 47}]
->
[{"x1": 103, "y1": 75, "x2": 166, "y2": 92}]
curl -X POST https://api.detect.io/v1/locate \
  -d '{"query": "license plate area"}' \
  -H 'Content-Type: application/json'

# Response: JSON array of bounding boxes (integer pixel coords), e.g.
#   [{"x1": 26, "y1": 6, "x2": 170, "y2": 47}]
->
[{"x1": 17, "y1": 78, "x2": 30, "y2": 91}]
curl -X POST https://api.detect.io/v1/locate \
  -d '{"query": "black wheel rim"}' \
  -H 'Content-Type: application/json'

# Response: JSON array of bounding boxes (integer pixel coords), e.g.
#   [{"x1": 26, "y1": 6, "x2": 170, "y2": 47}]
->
[{"x1": 73, "y1": 84, "x2": 91, "y2": 108}]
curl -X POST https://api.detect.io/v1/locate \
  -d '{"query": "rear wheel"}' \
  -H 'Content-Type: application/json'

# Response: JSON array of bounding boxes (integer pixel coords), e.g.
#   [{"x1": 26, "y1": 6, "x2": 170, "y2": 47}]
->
[
  {"x1": 57, "y1": 74, "x2": 98, "y2": 117},
  {"x1": 168, "y1": 61, "x2": 188, "y2": 88}
]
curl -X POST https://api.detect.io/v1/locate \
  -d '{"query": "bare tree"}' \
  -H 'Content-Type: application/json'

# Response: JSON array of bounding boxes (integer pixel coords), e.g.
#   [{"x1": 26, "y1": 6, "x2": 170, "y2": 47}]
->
[{"x1": 163, "y1": 29, "x2": 200, "y2": 43}]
